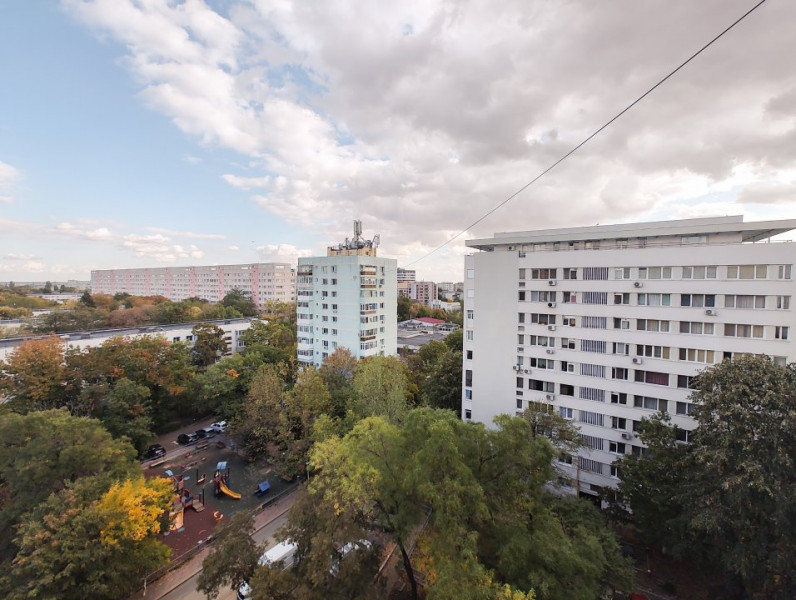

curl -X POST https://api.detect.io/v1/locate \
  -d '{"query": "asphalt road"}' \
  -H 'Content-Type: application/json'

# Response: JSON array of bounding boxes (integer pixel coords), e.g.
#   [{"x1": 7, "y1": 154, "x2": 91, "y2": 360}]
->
[{"x1": 159, "y1": 512, "x2": 290, "y2": 600}]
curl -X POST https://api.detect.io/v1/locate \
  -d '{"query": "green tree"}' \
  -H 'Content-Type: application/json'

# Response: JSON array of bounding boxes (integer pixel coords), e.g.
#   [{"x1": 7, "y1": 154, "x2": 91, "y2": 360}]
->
[
  {"x1": 221, "y1": 288, "x2": 258, "y2": 317},
  {"x1": 352, "y1": 355, "x2": 414, "y2": 423},
  {"x1": 397, "y1": 296, "x2": 412, "y2": 322},
  {"x1": 192, "y1": 322, "x2": 229, "y2": 367},
  {"x1": 234, "y1": 363, "x2": 286, "y2": 458},
  {"x1": 80, "y1": 289, "x2": 96, "y2": 307},
  {"x1": 100, "y1": 378, "x2": 155, "y2": 454},
  {"x1": 444, "y1": 328, "x2": 463, "y2": 352},
  {"x1": 198, "y1": 512, "x2": 260, "y2": 599},
  {"x1": 319, "y1": 347, "x2": 358, "y2": 419}
]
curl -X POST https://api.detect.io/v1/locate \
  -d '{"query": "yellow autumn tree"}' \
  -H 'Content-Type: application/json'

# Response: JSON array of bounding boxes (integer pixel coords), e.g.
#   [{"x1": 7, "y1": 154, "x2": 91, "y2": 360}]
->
[
  {"x1": 98, "y1": 476, "x2": 172, "y2": 545},
  {"x1": 0, "y1": 334, "x2": 66, "y2": 410}
]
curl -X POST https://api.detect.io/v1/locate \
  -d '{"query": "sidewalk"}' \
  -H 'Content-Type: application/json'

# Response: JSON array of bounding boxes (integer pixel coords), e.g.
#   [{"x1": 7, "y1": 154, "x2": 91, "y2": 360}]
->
[{"x1": 133, "y1": 489, "x2": 298, "y2": 599}]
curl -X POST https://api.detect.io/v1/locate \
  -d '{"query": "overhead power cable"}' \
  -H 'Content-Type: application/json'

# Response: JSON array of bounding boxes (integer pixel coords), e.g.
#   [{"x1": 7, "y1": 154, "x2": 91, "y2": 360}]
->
[{"x1": 401, "y1": 0, "x2": 768, "y2": 269}]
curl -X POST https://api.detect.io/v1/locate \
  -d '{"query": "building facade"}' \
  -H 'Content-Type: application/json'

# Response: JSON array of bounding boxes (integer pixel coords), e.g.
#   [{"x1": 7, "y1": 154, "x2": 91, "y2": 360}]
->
[
  {"x1": 296, "y1": 222, "x2": 397, "y2": 367},
  {"x1": 409, "y1": 281, "x2": 438, "y2": 306},
  {"x1": 397, "y1": 268, "x2": 416, "y2": 283},
  {"x1": 462, "y1": 216, "x2": 795, "y2": 497},
  {"x1": 90, "y1": 263, "x2": 295, "y2": 307}
]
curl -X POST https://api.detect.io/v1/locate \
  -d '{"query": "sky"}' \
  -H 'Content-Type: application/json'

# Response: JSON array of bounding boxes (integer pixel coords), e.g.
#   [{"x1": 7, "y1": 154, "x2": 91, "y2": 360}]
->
[{"x1": 1, "y1": 0, "x2": 795, "y2": 283}]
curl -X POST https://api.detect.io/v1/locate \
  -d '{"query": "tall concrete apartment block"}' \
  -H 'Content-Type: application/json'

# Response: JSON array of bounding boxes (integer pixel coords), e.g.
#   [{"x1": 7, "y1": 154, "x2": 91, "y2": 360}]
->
[
  {"x1": 297, "y1": 222, "x2": 397, "y2": 367},
  {"x1": 462, "y1": 216, "x2": 795, "y2": 497},
  {"x1": 91, "y1": 263, "x2": 295, "y2": 307}
]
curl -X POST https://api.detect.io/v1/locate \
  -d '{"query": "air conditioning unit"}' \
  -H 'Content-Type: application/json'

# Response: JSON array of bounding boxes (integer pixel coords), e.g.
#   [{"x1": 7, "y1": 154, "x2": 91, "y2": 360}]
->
[
  {"x1": 633, "y1": 281, "x2": 642, "y2": 288},
  {"x1": 548, "y1": 280, "x2": 557, "y2": 286},
  {"x1": 513, "y1": 365, "x2": 522, "y2": 371},
  {"x1": 545, "y1": 394, "x2": 556, "y2": 402},
  {"x1": 621, "y1": 432, "x2": 633, "y2": 440},
  {"x1": 523, "y1": 368, "x2": 531, "y2": 374},
  {"x1": 632, "y1": 357, "x2": 643, "y2": 365},
  {"x1": 547, "y1": 302, "x2": 557, "y2": 308},
  {"x1": 545, "y1": 348, "x2": 555, "y2": 355},
  {"x1": 547, "y1": 325, "x2": 556, "y2": 331},
  {"x1": 705, "y1": 309, "x2": 716, "y2": 316}
]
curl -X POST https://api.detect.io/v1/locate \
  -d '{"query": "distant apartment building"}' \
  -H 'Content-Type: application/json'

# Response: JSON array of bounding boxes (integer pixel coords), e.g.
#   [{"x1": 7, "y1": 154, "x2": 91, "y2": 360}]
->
[
  {"x1": 90, "y1": 263, "x2": 295, "y2": 307},
  {"x1": 410, "y1": 281, "x2": 438, "y2": 306},
  {"x1": 462, "y1": 216, "x2": 795, "y2": 498},
  {"x1": 0, "y1": 317, "x2": 258, "y2": 362},
  {"x1": 297, "y1": 221, "x2": 397, "y2": 367},
  {"x1": 397, "y1": 268, "x2": 416, "y2": 283}
]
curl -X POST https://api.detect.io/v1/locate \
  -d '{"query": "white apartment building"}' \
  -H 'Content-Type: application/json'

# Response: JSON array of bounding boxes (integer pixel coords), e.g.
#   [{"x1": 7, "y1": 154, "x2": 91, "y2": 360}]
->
[
  {"x1": 409, "y1": 281, "x2": 438, "y2": 306},
  {"x1": 0, "y1": 317, "x2": 258, "y2": 362},
  {"x1": 91, "y1": 263, "x2": 295, "y2": 307},
  {"x1": 296, "y1": 222, "x2": 397, "y2": 367},
  {"x1": 397, "y1": 268, "x2": 416, "y2": 283},
  {"x1": 462, "y1": 216, "x2": 795, "y2": 498}
]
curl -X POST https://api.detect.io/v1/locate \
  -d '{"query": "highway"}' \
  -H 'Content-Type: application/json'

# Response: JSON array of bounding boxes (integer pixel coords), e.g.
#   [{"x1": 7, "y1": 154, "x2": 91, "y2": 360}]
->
[{"x1": 159, "y1": 512, "x2": 290, "y2": 600}]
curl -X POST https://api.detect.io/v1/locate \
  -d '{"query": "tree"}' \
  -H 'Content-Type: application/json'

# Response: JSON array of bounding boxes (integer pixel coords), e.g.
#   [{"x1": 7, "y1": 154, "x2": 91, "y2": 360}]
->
[
  {"x1": 5, "y1": 475, "x2": 171, "y2": 600},
  {"x1": 100, "y1": 378, "x2": 155, "y2": 453},
  {"x1": 222, "y1": 288, "x2": 258, "y2": 317},
  {"x1": 234, "y1": 363, "x2": 286, "y2": 458},
  {"x1": 613, "y1": 356, "x2": 796, "y2": 599},
  {"x1": 80, "y1": 290, "x2": 96, "y2": 307},
  {"x1": 198, "y1": 512, "x2": 260, "y2": 599},
  {"x1": 352, "y1": 356, "x2": 414, "y2": 423},
  {"x1": 192, "y1": 322, "x2": 229, "y2": 368},
  {"x1": 319, "y1": 347, "x2": 358, "y2": 419},
  {"x1": 0, "y1": 335, "x2": 66, "y2": 412},
  {"x1": 397, "y1": 296, "x2": 412, "y2": 322},
  {"x1": 444, "y1": 328, "x2": 463, "y2": 352}
]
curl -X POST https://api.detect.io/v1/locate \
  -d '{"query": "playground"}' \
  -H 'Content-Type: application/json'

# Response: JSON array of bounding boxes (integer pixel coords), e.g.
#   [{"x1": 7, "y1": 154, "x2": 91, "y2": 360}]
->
[{"x1": 145, "y1": 436, "x2": 299, "y2": 557}]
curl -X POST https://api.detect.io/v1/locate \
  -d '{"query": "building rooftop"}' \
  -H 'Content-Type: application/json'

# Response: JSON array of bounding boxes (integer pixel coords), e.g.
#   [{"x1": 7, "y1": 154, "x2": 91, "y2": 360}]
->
[{"x1": 466, "y1": 215, "x2": 796, "y2": 250}]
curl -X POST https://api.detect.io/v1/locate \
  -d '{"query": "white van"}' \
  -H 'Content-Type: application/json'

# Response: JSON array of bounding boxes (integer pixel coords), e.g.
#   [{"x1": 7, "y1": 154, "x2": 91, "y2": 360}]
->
[{"x1": 237, "y1": 540, "x2": 298, "y2": 600}]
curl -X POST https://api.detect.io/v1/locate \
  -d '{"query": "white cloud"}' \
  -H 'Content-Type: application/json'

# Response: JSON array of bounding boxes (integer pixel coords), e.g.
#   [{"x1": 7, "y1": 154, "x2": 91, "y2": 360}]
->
[
  {"x1": 63, "y1": 0, "x2": 796, "y2": 279},
  {"x1": 254, "y1": 243, "x2": 313, "y2": 263},
  {"x1": 0, "y1": 160, "x2": 21, "y2": 203},
  {"x1": 3, "y1": 253, "x2": 39, "y2": 261},
  {"x1": 146, "y1": 226, "x2": 226, "y2": 240},
  {"x1": 227, "y1": 245, "x2": 240, "y2": 251}
]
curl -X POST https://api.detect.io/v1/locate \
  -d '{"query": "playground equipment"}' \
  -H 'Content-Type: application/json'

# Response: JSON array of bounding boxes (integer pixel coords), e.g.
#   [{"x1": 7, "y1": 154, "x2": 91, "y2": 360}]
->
[
  {"x1": 168, "y1": 496, "x2": 184, "y2": 532},
  {"x1": 213, "y1": 461, "x2": 241, "y2": 499},
  {"x1": 255, "y1": 480, "x2": 271, "y2": 496},
  {"x1": 165, "y1": 469, "x2": 205, "y2": 512}
]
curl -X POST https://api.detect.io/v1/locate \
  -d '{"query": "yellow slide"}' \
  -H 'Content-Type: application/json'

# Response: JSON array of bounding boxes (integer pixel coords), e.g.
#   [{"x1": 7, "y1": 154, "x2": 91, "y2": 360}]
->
[{"x1": 219, "y1": 481, "x2": 242, "y2": 499}]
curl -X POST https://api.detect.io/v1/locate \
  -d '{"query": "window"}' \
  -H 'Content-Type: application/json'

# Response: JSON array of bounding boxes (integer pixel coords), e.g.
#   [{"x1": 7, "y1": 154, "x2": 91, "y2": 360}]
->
[
  {"x1": 676, "y1": 401, "x2": 692, "y2": 415},
  {"x1": 679, "y1": 321, "x2": 714, "y2": 335},
  {"x1": 580, "y1": 339, "x2": 607, "y2": 353},
  {"x1": 777, "y1": 265, "x2": 792, "y2": 279},
  {"x1": 613, "y1": 342, "x2": 629, "y2": 355},
  {"x1": 562, "y1": 315, "x2": 577, "y2": 327},
  {"x1": 465, "y1": 409, "x2": 472, "y2": 420},
  {"x1": 615, "y1": 267, "x2": 631, "y2": 279},
  {"x1": 465, "y1": 389, "x2": 472, "y2": 400},
  {"x1": 530, "y1": 291, "x2": 556, "y2": 302},
  {"x1": 531, "y1": 268, "x2": 557, "y2": 279},
  {"x1": 563, "y1": 268, "x2": 578, "y2": 280},
  {"x1": 579, "y1": 410, "x2": 604, "y2": 426},
  {"x1": 561, "y1": 338, "x2": 576, "y2": 350},
  {"x1": 516, "y1": 398, "x2": 523, "y2": 409},
  {"x1": 682, "y1": 265, "x2": 717, "y2": 279},
  {"x1": 466, "y1": 269, "x2": 475, "y2": 279},
  {"x1": 583, "y1": 267, "x2": 608, "y2": 280},
  {"x1": 466, "y1": 350, "x2": 472, "y2": 360},
  {"x1": 677, "y1": 375, "x2": 696, "y2": 389},
  {"x1": 561, "y1": 361, "x2": 575, "y2": 373},
  {"x1": 724, "y1": 323, "x2": 764, "y2": 338},
  {"x1": 519, "y1": 268, "x2": 526, "y2": 280},
  {"x1": 560, "y1": 383, "x2": 575, "y2": 396},
  {"x1": 582, "y1": 316, "x2": 607, "y2": 329},
  {"x1": 638, "y1": 293, "x2": 671, "y2": 306},
  {"x1": 724, "y1": 295, "x2": 765, "y2": 309},
  {"x1": 680, "y1": 294, "x2": 716, "y2": 308},
  {"x1": 612, "y1": 367, "x2": 629, "y2": 380},
  {"x1": 611, "y1": 416, "x2": 628, "y2": 430},
  {"x1": 638, "y1": 266, "x2": 672, "y2": 279},
  {"x1": 610, "y1": 392, "x2": 627, "y2": 405},
  {"x1": 518, "y1": 291, "x2": 526, "y2": 301},
  {"x1": 614, "y1": 292, "x2": 630, "y2": 305},
  {"x1": 775, "y1": 326, "x2": 789, "y2": 340},
  {"x1": 580, "y1": 434, "x2": 604, "y2": 450},
  {"x1": 465, "y1": 370, "x2": 472, "y2": 387},
  {"x1": 582, "y1": 291, "x2": 608, "y2": 305},
  {"x1": 776, "y1": 296, "x2": 791, "y2": 309},
  {"x1": 681, "y1": 235, "x2": 707, "y2": 245},
  {"x1": 637, "y1": 345, "x2": 670, "y2": 359},
  {"x1": 466, "y1": 330, "x2": 474, "y2": 341},
  {"x1": 613, "y1": 318, "x2": 631, "y2": 330},
  {"x1": 516, "y1": 377, "x2": 524, "y2": 389},
  {"x1": 609, "y1": 441, "x2": 626, "y2": 454},
  {"x1": 518, "y1": 313, "x2": 525, "y2": 323},
  {"x1": 530, "y1": 357, "x2": 555, "y2": 370},
  {"x1": 530, "y1": 313, "x2": 556, "y2": 325},
  {"x1": 579, "y1": 387, "x2": 605, "y2": 402},
  {"x1": 634, "y1": 370, "x2": 669, "y2": 386},
  {"x1": 633, "y1": 395, "x2": 668, "y2": 412},
  {"x1": 580, "y1": 363, "x2": 606, "y2": 378},
  {"x1": 675, "y1": 429, "x2": 693, "y2": 444},
  {"x1": 466, "y1": 310, "x2": 474, "y2": 319},
  {"x1": 727, "y1": 265, "x2": 767, "y2": 279},
  {"x1": 529, "y1": 379, "x2": 555, "y2": 393},
  {"x1": 679, "y1": 348, "x2": 715, "y2": 363},
  {"x1": 563, "y1": 291, "x2": 577, "y2": 303},
  {"x1": 529, "y1": 335, "x2": 552, "y2": 347},
  {"x1": 637, "y1": 319, "x2": 670, "y2": 332},
  {"x1": 560, "y1": 407, "x2": 573, "y2": 420},
  {"x1": 610, "y1": 464, "x2": 621, "y2": 478}
]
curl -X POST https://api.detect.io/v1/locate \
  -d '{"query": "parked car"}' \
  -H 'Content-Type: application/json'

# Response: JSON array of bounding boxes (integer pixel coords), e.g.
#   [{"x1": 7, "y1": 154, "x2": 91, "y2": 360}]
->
[
  {"x1": 210, "y1": 420, "x2": 227, "y2": 433},
  {"x1": 194, "y1": 429, "x2": 207, "y2": 439},
  {"x1": 198, "y1": 427, "x2": 216, "y2": 439},
  {"x1": 177, "y1": 433, "x2": 198, "y2": 445},
  {"x1": 142, "y1": 444, "x2": 166, "y2": 460}
]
